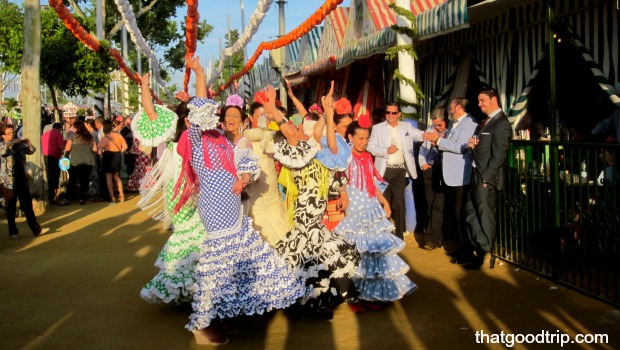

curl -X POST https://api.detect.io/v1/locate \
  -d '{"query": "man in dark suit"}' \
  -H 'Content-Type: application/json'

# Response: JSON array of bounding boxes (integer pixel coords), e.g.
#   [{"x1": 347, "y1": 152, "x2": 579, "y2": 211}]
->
[{"x1": 464, "y1": 88, "x2": 512, "y2": 271}]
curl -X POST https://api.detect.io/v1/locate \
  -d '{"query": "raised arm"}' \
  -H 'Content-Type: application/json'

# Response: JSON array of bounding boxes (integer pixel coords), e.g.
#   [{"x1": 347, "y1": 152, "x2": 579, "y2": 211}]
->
[
  {"x1": 286, "y1": 79, "x2": 308, "y2": 117},
  {"x1": 321, "y1": 81, "x2": 338, "y2": 154},
  {"x1": 187, "y1": 56, "x2": 206, "y2": 98},
  {"x1": 138, "y1": 73, "x2": 158, "y2": 121},
  {"x1": 263, "y1": 85, "x2": 298, "y2": 146}
]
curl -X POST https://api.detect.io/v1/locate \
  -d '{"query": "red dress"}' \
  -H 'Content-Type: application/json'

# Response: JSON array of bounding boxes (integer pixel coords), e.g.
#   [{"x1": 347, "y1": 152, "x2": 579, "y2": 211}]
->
[{"x1": 127, "y1": 137, "x2": 152, "y2": 191}]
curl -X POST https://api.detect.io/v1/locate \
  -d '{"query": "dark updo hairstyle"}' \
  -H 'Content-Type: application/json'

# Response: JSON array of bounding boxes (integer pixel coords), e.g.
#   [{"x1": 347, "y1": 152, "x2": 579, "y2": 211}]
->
[
  {"x1": 345, "y1": 121, "x2": 369, "y2": 141},
  {"x1": 173, "y1": 97, "x2": 194, "y2": 142}
]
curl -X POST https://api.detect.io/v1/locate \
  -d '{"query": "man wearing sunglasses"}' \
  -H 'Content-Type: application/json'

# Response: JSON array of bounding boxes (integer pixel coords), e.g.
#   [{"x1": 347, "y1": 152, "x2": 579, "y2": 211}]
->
[{"x1": 368, "y1": 103, "x2": 424, "y2": 239}]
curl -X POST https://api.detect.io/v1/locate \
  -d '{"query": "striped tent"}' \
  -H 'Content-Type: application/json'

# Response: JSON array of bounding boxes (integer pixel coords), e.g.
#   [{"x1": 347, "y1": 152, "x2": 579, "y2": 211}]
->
[
  {"x1": 285, "y1": 38, "x2": 302, "y2": 74},
  {"x1": 299, "y1": 26, "x2": 324, "y2": 67}
]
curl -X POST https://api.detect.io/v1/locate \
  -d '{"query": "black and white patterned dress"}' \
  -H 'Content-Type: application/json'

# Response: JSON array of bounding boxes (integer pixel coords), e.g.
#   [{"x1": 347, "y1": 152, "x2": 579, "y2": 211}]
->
[{"x1": 274, "y1": 139, "x2": 360, "y2": 311}]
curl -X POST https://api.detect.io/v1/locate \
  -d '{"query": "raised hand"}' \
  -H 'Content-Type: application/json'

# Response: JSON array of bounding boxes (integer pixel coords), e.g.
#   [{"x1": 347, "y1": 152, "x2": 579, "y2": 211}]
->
[
  {"x1": 137, "y1": 72, "x2": 150, "y2": 87},
  {"x1": 186, "y1": 55, "x2": 203, "y2": 73},
  {"x1": 321, "y1": 81, "x2": 335, "y2": 114}
]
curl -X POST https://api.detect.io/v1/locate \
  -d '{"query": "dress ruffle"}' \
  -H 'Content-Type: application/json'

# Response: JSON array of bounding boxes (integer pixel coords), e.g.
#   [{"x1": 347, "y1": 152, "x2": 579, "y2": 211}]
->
[
  {"x1": 335, "y1": 187, "x2": 403, "y2": 255},
  {"x1": 132, "y1": 105, "x2": 177, "y2": 147},
  {"x1": 273, "y1": 139, "x2": 318, "y2": 169},
  {"x1": 140, "y1": 144, "x2": 205, "y2": 305},
  {"x1": 187, "y1": 97, "x2": 220, "y2": 131},
  {"x1": 234, "y1": 146, "x2": 260, "y2": 182},
  {"x1": 186, "y1": 216, "x2": 306, "y2": 331},
  {"x1": 333, "y1": 175, "x2": 417, "y2": 302},
  {"x1": 315, "y1": 134, "x2": 352, "y2": 171}
]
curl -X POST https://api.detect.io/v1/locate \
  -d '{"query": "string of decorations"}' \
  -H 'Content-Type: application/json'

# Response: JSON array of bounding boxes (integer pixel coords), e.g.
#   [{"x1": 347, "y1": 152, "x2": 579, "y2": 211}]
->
[
  {"x1": 214, "y1": 0, "x2": 344, "y2": 95},
  {"x1": 183, "y1": 0, "x2": 200, "y2": 92},
  {"x1": 47, "y1": 0, "x2": 163, "y2": 105},
  {"x1": 205, "y1": 0, "x2": 274, "y2": 88},
  {"x1": 113, "y1": 0, "x2": 173, "y2": 102}
]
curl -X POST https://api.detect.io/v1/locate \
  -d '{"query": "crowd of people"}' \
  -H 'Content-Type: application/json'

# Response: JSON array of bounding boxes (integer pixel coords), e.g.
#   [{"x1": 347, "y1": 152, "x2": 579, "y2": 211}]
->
[
  {"x1": 0, "y1": 104, "x2": 152, "y2": 240},
  {"x1": 126, "y1": 57, "x2": 516, "y2": 346}
]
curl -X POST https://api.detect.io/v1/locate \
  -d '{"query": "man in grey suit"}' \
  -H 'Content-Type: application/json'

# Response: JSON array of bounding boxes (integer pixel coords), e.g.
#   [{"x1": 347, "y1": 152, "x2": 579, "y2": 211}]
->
[
  {"x1": 368, "y1": 102, "x2": 424, "y2": 239},
  {"x1": 425, "y1": 98, "x2": 479, "y2": 259},
  {"x1": 464, "y1": 88, "x2": 512, "y2": 271}
]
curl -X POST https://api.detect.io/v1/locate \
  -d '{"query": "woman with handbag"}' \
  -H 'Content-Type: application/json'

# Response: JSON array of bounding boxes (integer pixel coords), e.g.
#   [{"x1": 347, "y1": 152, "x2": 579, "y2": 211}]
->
[
  {"x1": 65, "y1": 121, "x2": 97, "y2": 205},
  {"x1": 98, "y1": 120, "x2": 127, "y2": 205}
]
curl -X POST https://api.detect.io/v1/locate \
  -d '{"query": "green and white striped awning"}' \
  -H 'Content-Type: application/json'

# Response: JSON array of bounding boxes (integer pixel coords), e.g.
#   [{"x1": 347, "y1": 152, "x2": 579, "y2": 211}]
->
[
  {"x1": 336, "y1": 28, "x2": 396, "y2": 69},
  {"x1": 416, "y1": 0, "x2": 469, "y2": 41}
]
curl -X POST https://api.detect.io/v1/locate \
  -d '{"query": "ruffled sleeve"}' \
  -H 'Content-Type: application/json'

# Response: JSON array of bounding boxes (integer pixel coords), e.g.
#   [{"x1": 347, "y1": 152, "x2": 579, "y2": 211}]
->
[
  {"x1": 315, "y1": 133, "x2": 352, "y2": 171},
  {"x1": 273, "y1": 139, "x2": 318, "y2": 169},
  {"x1": 132, "y1": 105, "x2": 178, "y2": 147},
  {"x1": 187, "y1": 97, "x2": 220, "y2": 131},
  {"x1": 234, "y1": 146, "x2": 260, "y2": 182}
]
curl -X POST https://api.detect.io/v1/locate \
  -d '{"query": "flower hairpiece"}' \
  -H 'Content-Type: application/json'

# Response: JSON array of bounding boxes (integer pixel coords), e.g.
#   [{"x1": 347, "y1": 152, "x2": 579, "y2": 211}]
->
[
  {"x1": 226, "y1": 94, "x2": 244, "y2": 108},
  {"x1": 308, "y1": 103, "x2": 323, "y2": 115},
  {"x1": 254, "y1": 91, "x2": 269, "y2": 105},
  {"x1": 334, "y1": 98, "x2": 352, "y2": 115},
  {"x1": 358, "y1": 114, "x2": 371, "y2": 128},
  {"x1": 267, "y1": 121, "x2": 281, "y2": 131}
]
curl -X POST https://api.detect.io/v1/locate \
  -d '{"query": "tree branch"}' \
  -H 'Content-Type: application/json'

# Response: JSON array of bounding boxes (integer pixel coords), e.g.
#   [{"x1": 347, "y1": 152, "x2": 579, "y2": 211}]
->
[
  {"x1": 66, "y1": 0, "x2": 86, "y2": 18},
  {"x1": 106, "y1": 0, "x2": 162, "y2": 40}
]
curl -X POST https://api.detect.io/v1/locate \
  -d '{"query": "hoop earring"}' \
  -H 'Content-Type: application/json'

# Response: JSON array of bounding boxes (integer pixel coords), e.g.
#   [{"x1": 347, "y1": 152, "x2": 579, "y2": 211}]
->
[
  {"x1": 239, "y1": 126, "x2": 243, "y2": 134},
  {"x1": 348, "y1": 142, "x2": 353, "y2": 149}
]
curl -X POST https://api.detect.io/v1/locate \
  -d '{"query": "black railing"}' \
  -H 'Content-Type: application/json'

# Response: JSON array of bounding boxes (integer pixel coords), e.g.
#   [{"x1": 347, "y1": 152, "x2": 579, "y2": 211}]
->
[{"x1": 497, "y1": 140, "x2": 619, "y2": 305}]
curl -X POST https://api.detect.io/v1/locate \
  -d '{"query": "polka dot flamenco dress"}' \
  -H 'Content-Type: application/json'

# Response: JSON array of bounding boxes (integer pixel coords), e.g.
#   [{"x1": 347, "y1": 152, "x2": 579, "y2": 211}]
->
[{"x1": 334, "y1": 151, "x2": 418, "y2": 301}]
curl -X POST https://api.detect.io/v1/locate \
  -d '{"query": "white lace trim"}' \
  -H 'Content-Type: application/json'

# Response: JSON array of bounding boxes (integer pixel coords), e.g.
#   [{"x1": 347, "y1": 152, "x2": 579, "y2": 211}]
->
[
  {"x1": 273, "y1": 139, "x2": 318, "y2": 169},
  {"x1": 187, "y1": 98, "x2": 220, "y2": 131}
]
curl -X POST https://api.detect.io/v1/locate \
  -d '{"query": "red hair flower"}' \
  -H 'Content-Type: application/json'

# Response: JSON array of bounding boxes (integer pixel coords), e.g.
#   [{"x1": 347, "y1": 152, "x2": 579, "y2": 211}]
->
[
  {"x1": 334, "y1": 98, "x2": 352, "y2": 115},
  {"x1": 254, "y1": 91, "x2": 269, "y2": 105},
  {"x1": 358, "y1": 114, "x2": 371, "y2": 128},
  {"x1": 308, "y1": 103, "x2": 323, "y2": 115}
]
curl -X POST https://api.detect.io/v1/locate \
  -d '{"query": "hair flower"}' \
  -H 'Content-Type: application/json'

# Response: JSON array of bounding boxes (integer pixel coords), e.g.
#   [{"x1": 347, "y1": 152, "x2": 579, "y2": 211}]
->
[
  {"x1": 254, "y1": 91, "x2": 269, "y2": 105},
  {"x1": 267, "y1": 121, "x2": 280, "y2": 131},
  {"x1": 358, "y1": 114, "x2": 371, "y2": 128},
  {"x1": 225, "y1": 94, "x2": 244, "y2": 108},
  {"x1": 308, "y1": 103, "x2": 323, "y2": 115},
  {"x1": 334, "y1": 98, "x2": 352, "y2": 115}
]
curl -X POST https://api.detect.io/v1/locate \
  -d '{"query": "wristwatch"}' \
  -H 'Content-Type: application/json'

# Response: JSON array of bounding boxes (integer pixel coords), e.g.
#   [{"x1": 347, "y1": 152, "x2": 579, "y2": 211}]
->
[{"x1": 277, "y1": 118, "x2": 288, "y2": 127}]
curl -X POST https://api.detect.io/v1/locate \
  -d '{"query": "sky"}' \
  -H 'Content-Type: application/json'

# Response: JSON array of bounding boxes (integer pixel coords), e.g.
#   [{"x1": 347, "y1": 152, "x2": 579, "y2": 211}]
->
[
  {"x1": 7, "y1": 0, "x2": 352, "y2": 99},
  {"x1": 171, "y1": 0, "x2": 352, "y2": 88}
]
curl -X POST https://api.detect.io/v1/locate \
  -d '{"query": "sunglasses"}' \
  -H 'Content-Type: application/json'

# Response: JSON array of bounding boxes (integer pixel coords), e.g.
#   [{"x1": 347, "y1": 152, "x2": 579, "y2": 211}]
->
[{"x1": 386, "y1": 111, "x2": 399, "y2": 115}]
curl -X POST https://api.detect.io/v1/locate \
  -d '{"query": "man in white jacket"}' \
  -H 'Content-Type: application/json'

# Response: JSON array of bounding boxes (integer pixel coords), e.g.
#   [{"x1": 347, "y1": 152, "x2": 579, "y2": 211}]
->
[{"x1": 368, "y1": 102, "x2": 424, "y2": 239}]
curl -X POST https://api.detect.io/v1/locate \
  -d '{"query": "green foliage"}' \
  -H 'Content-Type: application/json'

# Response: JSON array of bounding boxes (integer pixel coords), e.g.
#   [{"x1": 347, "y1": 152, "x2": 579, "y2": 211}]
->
[
  {"x1": 40, "y1": 8, "x2": 115, "y2": 98},
  {"x1": 100, "y1": 0, "x2": 213, "y2": 72},
  {"x1": 6, "y1": 97, "x2": 18, "y2": 110},
  {"x1": 0, "y1": 0, "x2": 24, "y2": 74},
  {"x1": 215, "y1": 29, "x2": 245, "y2": 85},
  {"x1": 384, "y1": 44, "x2": 418, "y2": 61}
]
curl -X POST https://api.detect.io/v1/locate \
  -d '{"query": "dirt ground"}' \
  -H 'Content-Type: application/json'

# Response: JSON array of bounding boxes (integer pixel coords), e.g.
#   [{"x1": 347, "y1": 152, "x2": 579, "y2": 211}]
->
[{"x1": 1, "y1": 195, "x2": 619, "y2": 350}]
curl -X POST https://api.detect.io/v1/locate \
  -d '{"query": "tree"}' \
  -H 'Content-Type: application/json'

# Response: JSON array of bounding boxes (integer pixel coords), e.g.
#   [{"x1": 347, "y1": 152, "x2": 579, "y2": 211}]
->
[
  {"x1": 22, "y1": 0, "x2": 44, "y2": 203},
  {"x1": 216, "y1": 29, "x2": 245, "y2": 89},
  {"x1": 40, "y1": 8, "x2": 115, "y2": 113},
  {"x1": 0, "y1": 0, "x2": 24, "y2": 101}
]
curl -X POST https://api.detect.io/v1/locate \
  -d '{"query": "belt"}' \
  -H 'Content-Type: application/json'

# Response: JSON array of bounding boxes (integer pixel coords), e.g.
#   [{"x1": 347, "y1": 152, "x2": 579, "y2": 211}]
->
[{"x1": 386, "y1": 163, "x2": 405, "y2": 169}]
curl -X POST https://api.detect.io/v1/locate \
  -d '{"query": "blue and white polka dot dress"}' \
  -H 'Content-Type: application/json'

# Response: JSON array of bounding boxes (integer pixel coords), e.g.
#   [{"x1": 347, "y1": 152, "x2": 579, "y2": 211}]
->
[
  {"x1": 334, "y1": 152, "x2": 418, "y2": 301},
  {"x1": 185, "y1": 124, "x2": 306, "y2": 332}
]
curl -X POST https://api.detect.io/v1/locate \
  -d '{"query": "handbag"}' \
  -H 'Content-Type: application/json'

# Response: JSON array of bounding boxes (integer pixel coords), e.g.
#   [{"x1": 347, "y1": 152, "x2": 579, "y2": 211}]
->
[
  {"x1": 59, "y1": 153, "x2": 71, "y2": 171},
  {"x1": 323, "y1": 199, "x2": 345, "y2": 230}
]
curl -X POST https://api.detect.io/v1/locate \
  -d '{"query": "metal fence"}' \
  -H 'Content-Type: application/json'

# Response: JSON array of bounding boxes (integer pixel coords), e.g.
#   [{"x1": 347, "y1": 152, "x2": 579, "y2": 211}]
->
[{"x1": 497, "y1": 140, "x2": 619, "y2": 305}]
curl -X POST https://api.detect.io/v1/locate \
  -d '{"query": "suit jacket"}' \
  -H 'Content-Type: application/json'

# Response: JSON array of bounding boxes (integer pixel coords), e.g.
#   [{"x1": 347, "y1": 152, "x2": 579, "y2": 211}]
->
[
  {"x1": 418, "y1": 126, "x2": 442, "y2": 168},
  {"x1": 368, "y1": 120, "x2": 424, "y2": 179},
  {"x1": 473, "y1": 111, "x2": 512, "y2": 191},
  {"x1": 438, "y1": 114, "x2": 478, "y2": 187}
]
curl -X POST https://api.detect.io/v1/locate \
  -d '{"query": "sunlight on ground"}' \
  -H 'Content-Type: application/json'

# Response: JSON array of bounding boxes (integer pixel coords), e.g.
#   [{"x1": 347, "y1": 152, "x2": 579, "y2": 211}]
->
[
  {"x1": 134, "y1": 245, "x2": 153, "y2": 258},
  {"x1": 387, "y1": 301, "x2": 419, "y2": 348},
  {"x1": 22, "y1": 312, "x2": 75, "y2": 350},
  {"x1": 112, "y1": 266, "x2": 134, "y2": 282},
  {"x1": 263, "y1": 311, "x2": 288, "y2": 350}
]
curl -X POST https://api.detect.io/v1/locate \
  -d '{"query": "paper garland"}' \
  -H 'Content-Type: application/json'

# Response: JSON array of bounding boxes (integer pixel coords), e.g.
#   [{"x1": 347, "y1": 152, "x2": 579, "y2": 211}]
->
[
  {"x1": 214, "y1": 0, "x2": 344, "y2": 95},
  {"x1": 113, "y1": 0, "x2": 173, "y2": 102},
  {"x1": 47, "y1": 0, "x2": 162, "y2": 105}
]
